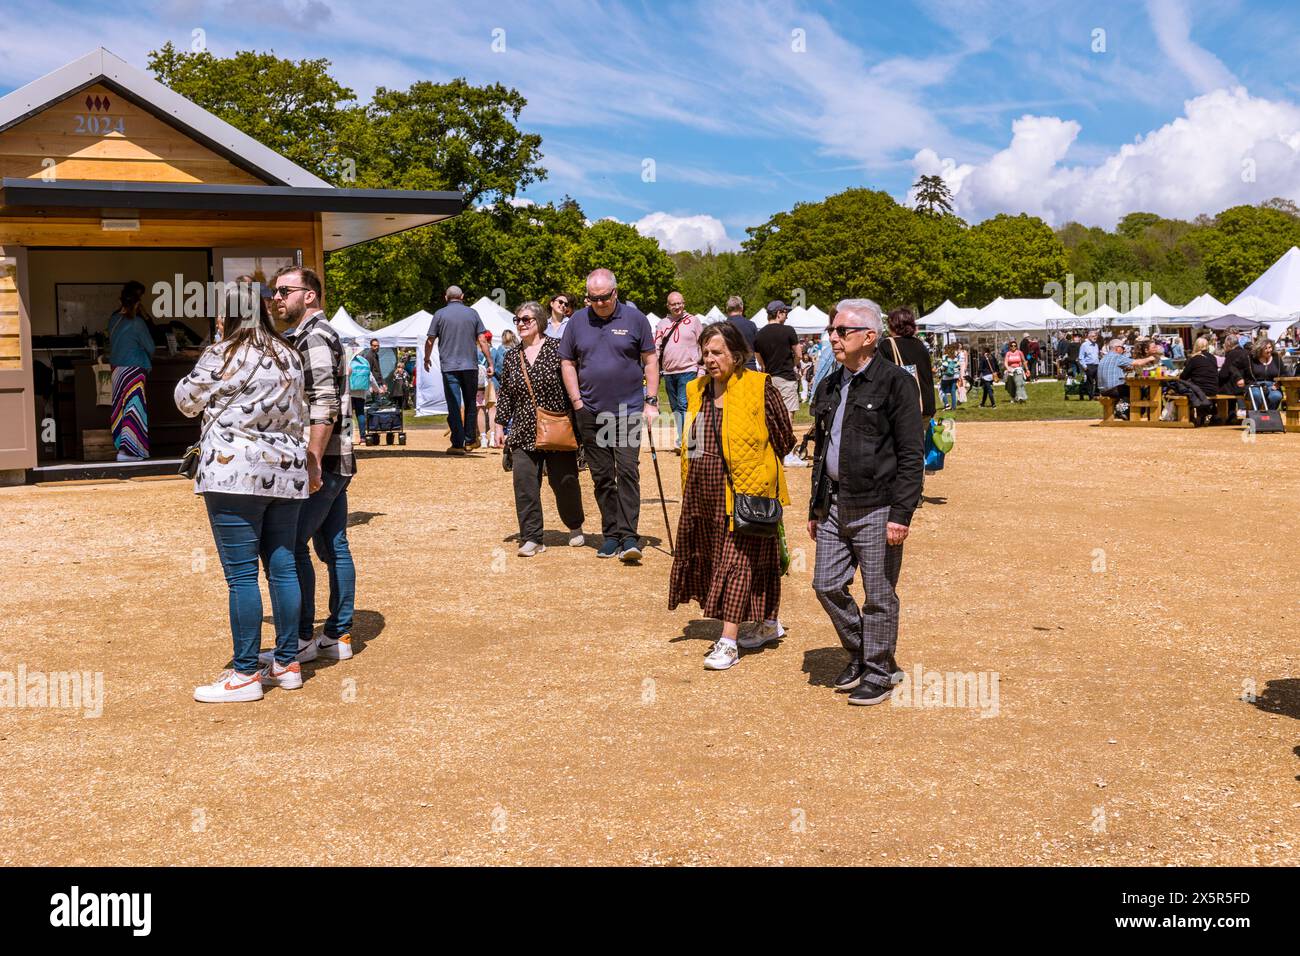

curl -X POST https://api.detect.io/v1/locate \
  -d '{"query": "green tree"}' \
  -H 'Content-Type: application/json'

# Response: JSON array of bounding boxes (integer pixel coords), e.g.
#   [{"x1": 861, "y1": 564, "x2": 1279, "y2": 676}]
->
[
  {"x1": 912, "y1": 174, "x2": 954, "y2": 216},
  {"x1": 1201, "y1": 203, "x2": 1300, "y2": 299},
  {"x1": 568, "y1": 220, "x2": 676, "y2": 311},
  {"x1": 146, "y1": 43, "x2": 356, "y2": 181},
  {"x1": 958, "y1": 214, "x2": 1067, "y2": 304},
  {"x1": 671, "y1": 250, "x2": 761, "y2": 313}
]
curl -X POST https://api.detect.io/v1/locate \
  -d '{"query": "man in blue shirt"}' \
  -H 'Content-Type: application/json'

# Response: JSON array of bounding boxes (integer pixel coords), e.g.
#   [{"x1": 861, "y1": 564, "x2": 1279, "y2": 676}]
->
[
  {"x1": 424, "y1": 285, "x2": 494, "y2": 454},
  {"x1": 560, "y1": 268, "x2": 659, "y2": 562},
  {"x1": 1098, "y1": 338, "x2": 1160, "y2": 418},
  {"x1": 724, "y1": 296, "x2": 758, "y2": 371},
  {"x1": 1079, "y1": 330, "x2": 1101, "y2": 400}
]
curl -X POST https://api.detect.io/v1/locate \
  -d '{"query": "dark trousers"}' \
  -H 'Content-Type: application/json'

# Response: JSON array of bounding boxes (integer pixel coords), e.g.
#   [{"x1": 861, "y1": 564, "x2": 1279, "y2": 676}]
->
[
  {"x1": 1083, "y1": 363, "x2": 1099, "y2": 399},
  {"x1": 574, "y1": 407, "x2": 642, "y2": 542},
  {"x1": 979, "y1": 378, "x2": 996, "y2": 406},
  {"x1": 511, "y1": 448, "x2": 585, "y2": 545},
  {"x1": 295, "y1": 472, "x2": 355, "y2": 641},
  {"x1": 442, "y1": 368, "x2": 480, "y2": 448}
]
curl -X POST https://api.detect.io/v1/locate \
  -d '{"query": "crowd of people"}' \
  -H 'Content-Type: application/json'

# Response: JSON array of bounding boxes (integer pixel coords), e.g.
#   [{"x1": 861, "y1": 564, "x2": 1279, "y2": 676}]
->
[{"x1": 177, "y1": 270, "x2": 926, "y2": 708}]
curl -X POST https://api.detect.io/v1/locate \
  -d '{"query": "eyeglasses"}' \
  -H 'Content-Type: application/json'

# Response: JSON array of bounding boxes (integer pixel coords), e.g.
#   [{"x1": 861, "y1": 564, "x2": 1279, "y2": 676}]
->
[
  {"x1": 586, "y1": 291, "x2": 616, "y2": 304},
  {"x1": 828, "y1": 325, "x2": 875, "y2": 338},
  {"x1": 271, "y1": 285, "x2": 309, "y2": 298}
]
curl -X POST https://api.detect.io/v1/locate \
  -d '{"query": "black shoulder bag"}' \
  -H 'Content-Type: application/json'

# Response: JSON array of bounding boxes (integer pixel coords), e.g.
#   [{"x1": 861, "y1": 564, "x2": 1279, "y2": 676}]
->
[{"x1": 709, "y1": 391, "x2": 782, "y2": 537}]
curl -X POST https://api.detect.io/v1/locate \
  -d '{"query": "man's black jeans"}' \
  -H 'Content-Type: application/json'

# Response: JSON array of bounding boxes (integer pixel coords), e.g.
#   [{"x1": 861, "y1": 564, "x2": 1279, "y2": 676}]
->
[{"x1": 574, "y1": 407, "x2": 642, "y2": 542}]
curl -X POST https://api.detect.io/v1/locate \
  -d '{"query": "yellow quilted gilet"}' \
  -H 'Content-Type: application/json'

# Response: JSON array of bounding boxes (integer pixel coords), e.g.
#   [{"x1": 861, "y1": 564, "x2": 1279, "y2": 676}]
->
[{"x1": 681, "y1": 371, "x2": 790, "y2": 529}]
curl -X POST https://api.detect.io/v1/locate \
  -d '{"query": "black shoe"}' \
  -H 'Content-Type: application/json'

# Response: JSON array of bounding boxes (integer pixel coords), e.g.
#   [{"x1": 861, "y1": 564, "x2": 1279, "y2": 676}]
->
[
  {"x1": 596, "y1": 538, "x2": 620, "y2": 559},
  {"x1": 848, "y1": 682, "x2": 894, "y2": 706},
  {"x1": 834, "y1": 659, "x2": 864, "y2": 690},
  {"x1": 618, "y1": 537, "x2": 642, "y2": 562}
]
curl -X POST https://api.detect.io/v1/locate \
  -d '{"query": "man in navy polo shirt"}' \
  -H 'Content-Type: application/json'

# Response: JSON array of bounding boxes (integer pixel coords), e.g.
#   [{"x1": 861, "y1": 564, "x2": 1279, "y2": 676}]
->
[{"x1": 560, "y1": 269, "x2": 659, "y2": 562}]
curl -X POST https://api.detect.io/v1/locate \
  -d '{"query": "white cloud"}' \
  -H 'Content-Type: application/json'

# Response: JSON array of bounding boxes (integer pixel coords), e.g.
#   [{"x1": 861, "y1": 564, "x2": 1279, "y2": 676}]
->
[
  {"x1": 912, "y1": 87, "x2": 1300, "y2": 227},
  {"x1": 1147, "y1": 0, "x2": 1237, "y2": 93},
  {"x1": 634, "y1": 213, "x2": 739, "y2": 253}
]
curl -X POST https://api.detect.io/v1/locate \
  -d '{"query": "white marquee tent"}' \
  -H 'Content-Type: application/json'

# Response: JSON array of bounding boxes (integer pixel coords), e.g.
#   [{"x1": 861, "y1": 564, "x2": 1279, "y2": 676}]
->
[
  {"x1": 918, "y1": 299, "x2": 982, "y2": 331},
  {"x1": 468, "y1": 296, "x2": 515, "y2": 339},
  {"x1": 329, "y1": 307, "x2": 372, "y2": 344},
  {"x1": 789, "y1": 305, "x2": 829, "y2": 334},
  {"x1": 1175, "y1": 293, "x2": 1228, "y2": 319},
  {"x1": 1230, "y1": 246, "x2": 1300, "y2": 313},
  {"x1": 700, "y1": 306, "x2": 727, "y2": 324}
]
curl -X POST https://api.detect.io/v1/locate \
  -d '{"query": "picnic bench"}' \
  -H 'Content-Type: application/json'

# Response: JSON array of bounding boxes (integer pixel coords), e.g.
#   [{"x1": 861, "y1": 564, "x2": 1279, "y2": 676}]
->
[
  {"x1": 1276, "y1": 377, "x2": 1300, "y2": 432},
  {"x1": 1098, "y1": 375, "x2": 1193, "y2": 428}
]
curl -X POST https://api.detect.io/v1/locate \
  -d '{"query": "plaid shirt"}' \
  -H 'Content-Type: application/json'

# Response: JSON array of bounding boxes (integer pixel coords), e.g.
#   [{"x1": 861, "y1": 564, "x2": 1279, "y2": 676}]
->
[{"x1": 288, "y1": 309, "x2": 355, "y2": 477}]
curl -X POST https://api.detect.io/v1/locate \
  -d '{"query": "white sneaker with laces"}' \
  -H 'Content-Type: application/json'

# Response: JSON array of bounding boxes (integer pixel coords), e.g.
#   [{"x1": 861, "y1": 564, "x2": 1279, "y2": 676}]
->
[
  {"x1": 737, "y1": 620, "x2": 785, "y2": 650},
  {"x1": 568, "y1": 528, "x2": 585, "y2": 547},
  {"x1": 258, "y1": 637, "x2": 317, "y2": 666},
  {"x1": 194, "y1": 669, "x2": 264, "y2": 703},
  {"x1": 704, "y1": 639, "x2": 739, "y2": 670},
  {"x1": 517, "y1": 540, "x2": 546, "y2": 557},
  {"x1": 259, "y1": 660, "x2": 303, "y2": 690},
  {"x1": 782, "y1": 451, "x2": 806, "y2": 468},
  {"x1": 317, "y1": 634, "x2": 353, "y2": 660}
]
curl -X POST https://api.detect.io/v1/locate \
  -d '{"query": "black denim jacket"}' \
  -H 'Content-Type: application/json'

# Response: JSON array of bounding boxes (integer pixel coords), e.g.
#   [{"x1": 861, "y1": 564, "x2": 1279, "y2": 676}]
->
[{"x1": 808, "y1": 355, "x2": 925, "y2": 526}]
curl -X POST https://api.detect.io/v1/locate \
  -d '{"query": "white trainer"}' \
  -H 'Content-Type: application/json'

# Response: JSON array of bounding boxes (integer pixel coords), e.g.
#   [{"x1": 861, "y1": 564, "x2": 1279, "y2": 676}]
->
[
  {"x1": 317, "y1": 634, "x2": 353, "y2": 660},
  {"x1": 259, "y1": 660, "x2": 303, "y2": 690},
  {"x1": 737, "y1": 620, "x2": 785, "y2": 650},
  {"x1": 258, "y1": 637, "x2": 317, "y2": 666},
  {"x1": 704, "y1": 639, "x2": 739, "y2": 670},
  {"x1": 517, "y1": 540, "x2": 546, "y2": 557},
  {"x1": 194, "y1": 669, "x2": 264, "y2": 703},
  {"x1": 782, "y1": 451, "x2": 806, "y2": 468},
  {"x1": 568, "y1": 528, "x2": 585, "y2": 547}
]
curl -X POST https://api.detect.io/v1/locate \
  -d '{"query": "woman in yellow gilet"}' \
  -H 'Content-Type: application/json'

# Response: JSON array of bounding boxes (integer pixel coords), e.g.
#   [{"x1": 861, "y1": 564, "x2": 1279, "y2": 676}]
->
[{"x1": 668, "y1": 323, "x2": 795, "y2": 670}]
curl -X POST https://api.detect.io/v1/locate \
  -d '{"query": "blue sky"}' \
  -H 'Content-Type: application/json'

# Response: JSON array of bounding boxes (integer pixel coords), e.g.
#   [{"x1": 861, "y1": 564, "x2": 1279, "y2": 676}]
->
[{"x1": 4, "y1": 0, "x2": 1300, "y2": 250}]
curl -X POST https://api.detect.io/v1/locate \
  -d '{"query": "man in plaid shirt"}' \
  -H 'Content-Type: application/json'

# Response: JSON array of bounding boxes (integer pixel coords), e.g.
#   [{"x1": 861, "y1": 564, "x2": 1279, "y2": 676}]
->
[{"x1": 263, "y1": 266, "x2": 359, "y2": 668}]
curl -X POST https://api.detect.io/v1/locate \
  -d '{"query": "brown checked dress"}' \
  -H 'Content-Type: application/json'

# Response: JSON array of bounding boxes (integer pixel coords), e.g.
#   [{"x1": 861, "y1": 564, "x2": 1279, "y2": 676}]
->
[{"x1": 668, "y1": 378, "x2": 795, "y2": 624}]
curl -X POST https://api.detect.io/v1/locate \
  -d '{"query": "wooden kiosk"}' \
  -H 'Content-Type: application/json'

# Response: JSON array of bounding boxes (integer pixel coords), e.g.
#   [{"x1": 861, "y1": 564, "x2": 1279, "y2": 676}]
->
[{"x1": 0, "y1": 48, "x2": 461, "y2": 482}]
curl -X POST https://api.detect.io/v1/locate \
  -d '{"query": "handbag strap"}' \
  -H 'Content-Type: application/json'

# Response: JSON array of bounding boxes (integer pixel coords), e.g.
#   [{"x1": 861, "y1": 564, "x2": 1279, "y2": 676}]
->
[
  {"x1": 197, "y1": 349, "x2": 251, "y2": 443},
  {"x1": 887, "y1": 336, "x2": 924, "y2": 412},
  {"x1": 707, "y1": 380, "x2": 780, "y2": 497},
  {"x1": 517, "y1": 343, "x2": 541, "y2": 407}
]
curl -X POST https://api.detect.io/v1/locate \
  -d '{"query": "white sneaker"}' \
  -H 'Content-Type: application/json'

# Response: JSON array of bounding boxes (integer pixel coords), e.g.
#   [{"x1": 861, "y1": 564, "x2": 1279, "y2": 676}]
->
[
  {"x1": 317, "y1": 634, "x2": 353, "y2": 660},
  {"x1": 568, "y1": 528, "x2": 585, "y2": 547},
  {"x1": 194, "y1": 669, "x2": 264, "y2": 703},
  {"x1": 258, "y1": 637, "x2": 317, "y2": 666},
  {"x1": 115, "y1": 450, "x2": 143, "y2": 462},
  {"x1": 737, "y1": 620, "x2": 785, "y2": 650},
  {"x1": 517, "y1": 540, "x2": 546, "y2": 557},
  {"x1": 704, "y1": 639, "x2": 739, "y2": 670},
  {"x1": 259, "y1": 660, "x2": 303, "y2": 690},
  {"x1": 782, "y1": 451, "x2": 806, "y2": 468}
]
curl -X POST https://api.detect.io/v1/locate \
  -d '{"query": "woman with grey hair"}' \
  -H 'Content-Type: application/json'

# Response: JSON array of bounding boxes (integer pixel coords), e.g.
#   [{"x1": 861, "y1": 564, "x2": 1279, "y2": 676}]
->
[{"x1": 494, "y1": 301, "x2": 585, "y2": 556}]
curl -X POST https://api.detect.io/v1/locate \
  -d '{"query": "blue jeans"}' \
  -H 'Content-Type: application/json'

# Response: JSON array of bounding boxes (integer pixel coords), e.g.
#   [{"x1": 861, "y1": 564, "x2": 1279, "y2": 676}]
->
[
  {"x1": 296, "y1": 472, "x2": 355, "y2": 642},
  {"x1": 940, "y1": 379, "x2": 958, "y2": 409},
  {"x1": 663, "y1": 371, "x2": 694, "y2": 440},
  {"x1": 442, "y1": 368, "x2": 480, "y2": 448},
  {"x1": 204, "y1": 493, "x2": 303, "y2": 674}
]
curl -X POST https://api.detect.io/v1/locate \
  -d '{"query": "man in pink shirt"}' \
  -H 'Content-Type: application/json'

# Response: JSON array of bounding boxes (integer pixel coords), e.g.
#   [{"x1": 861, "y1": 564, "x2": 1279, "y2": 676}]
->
[{"x1": 654, "y1": 291, "x2": 703, "y2": 448}]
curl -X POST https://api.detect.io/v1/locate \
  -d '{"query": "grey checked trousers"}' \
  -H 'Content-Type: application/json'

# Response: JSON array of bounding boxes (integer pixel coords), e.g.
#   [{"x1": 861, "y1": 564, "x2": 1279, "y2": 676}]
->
[{"x1": 812, "y1": 501, "x2": 903, "y2": 690}]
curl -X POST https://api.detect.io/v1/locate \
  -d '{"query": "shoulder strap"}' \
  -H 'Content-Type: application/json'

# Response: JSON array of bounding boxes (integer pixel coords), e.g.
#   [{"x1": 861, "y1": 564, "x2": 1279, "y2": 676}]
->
[
  {"x1": 517, "y1": 343, "x2": 541, "y2": 406},
  {"x1": 887, "y1": 337, "x2": 924, "y2": 411},
  {"x1": 658, "y1": 315, "x2": 687, "y2": 362},
  {"x1": 199, "y1": 349, "x2": 251, "y2": 441}
]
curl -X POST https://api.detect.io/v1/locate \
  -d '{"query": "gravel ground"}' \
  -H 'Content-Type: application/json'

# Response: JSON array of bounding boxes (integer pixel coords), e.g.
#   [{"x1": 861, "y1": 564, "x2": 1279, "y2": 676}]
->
[{"x1": 0, "y1": 420, "x2": 1296, "y2": 866}]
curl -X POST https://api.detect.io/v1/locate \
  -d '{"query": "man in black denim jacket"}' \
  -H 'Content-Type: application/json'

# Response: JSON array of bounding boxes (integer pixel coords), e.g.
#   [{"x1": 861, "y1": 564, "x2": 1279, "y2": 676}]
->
[{"x1": 807, "y1": 298, "x2": 924, "y2": 706}]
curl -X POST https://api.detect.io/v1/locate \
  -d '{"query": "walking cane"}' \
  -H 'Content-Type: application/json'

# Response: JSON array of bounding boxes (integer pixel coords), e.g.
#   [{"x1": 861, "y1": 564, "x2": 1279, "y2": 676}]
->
[{"x1": 646, "y1": 417, "x2": 675, "y2": 555}]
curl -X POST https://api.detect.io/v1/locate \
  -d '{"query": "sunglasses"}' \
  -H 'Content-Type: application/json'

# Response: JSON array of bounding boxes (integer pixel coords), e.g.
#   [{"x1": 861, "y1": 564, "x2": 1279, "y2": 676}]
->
[
  {"x1": 271, "y1": 285, "x2": 309, "y2": 298},
  {"x1": 553, "y1": 299, "x2": 568, "y2": 308},
  {"x1": 514, "y1": 315, "x2": 537, "y2": 325},
  {"x1": 828, "y1": 325, "x2": 875, "y2": 338},
  {"x1": 586, "y1": 291, "x2": 616, "y2": 304}
]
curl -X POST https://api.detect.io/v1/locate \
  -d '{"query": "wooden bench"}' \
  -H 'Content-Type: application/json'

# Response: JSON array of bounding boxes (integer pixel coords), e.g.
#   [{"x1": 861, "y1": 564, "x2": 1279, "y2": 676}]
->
[
  {"x1": 1213, "y1": 394, "x2": 1239, "y2": 425},
  {"x1": 1099, "y1": 392, "x2": 1193, "y2": 427},
  {"x1": 1099, "y1": 396, "x2": 1116, "y2": 424}
]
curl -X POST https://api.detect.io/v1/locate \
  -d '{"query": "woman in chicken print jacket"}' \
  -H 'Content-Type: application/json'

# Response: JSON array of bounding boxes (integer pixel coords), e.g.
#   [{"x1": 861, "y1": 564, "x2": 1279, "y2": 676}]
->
[{"x1": 175, "y1": 290, "x2": 309, "y2": 704}]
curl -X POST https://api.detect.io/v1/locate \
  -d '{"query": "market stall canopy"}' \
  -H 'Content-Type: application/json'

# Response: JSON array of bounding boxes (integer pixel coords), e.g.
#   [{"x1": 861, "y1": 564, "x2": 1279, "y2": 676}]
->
[
  {"x1": 918, "y1": 299, "x2": 982, "y2": 331},
  {"x1": 700, "y1": 306, "x2": 727, "y2": 324},
  {"x1": 973, "y1": 296, "x2": 1075, "y2": 332},
  {"x1": 788, "y1": 305, "x2": 829, "y2": 333},
  {"x1": 1120, "y1": 293, "x2": 1181, "y2": 321},
  {"x1": 329, "y1": 308, "x2": 372, "y2": 344},
  {"x1": 469, "y1": 296, "x2": 514, "y2": 339},
  {"x1": 1231, "y1": 246, "x2": 1300, "y2": 312},
  {"x1": 1201, "y1": 314, "x2": 1263, "y2": 331},
  {"x1": 368, "y1": 310, "x2": 433, "y2": 347},
  {"x1": 1175, "y1": 293, "x2": 1229, "y2": 319},
  {"x1": 750, "y1": 307, "x2": 769, "y2": 329},
  {"x1": 1221, "y1": 293, "x2": 1292, "y2": 319}
]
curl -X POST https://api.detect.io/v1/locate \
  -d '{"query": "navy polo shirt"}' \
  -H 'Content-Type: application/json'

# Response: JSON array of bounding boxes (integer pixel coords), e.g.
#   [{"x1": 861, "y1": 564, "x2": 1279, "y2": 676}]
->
[{"x1": 559, "y1": 302, "x2": 655, "y2": 415}]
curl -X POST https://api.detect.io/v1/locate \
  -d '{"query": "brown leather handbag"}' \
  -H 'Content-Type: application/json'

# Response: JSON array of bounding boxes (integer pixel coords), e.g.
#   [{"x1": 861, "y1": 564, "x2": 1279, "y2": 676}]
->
[{"x1": 518, "y1": 351, "x2": 578, "y2": 451}]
